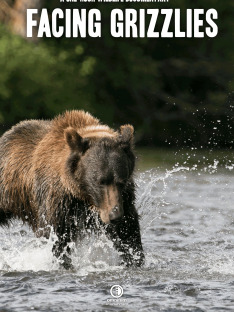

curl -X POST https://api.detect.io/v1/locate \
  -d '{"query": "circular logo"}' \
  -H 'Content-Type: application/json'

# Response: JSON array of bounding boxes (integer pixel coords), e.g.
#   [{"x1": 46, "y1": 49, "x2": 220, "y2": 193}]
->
[{"x1": 110, "y1": 285, "x2": 123, "y2": 298}]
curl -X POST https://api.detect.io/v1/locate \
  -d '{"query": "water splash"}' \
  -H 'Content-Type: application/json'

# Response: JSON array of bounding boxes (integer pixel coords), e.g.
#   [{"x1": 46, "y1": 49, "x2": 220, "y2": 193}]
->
[
  {"x1": 0, "y1": 156, "x2": 233, "y2": 275},
  {"x1": 0, "y1": 221, "x2": 58, "y2": 271},
  {"x1": 0, "y1": 221, "x2": 124, "y2": 273},
  {"x1": 136, "y1": 166, "x2": 189, "y2": 233}
]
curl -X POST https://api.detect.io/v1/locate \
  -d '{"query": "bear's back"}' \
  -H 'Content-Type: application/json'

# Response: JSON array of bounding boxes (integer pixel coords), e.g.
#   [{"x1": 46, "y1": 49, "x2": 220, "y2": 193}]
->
[
  {"x1": 0, "y1": 120, "x2": 51, "y2": 219},
  {"x1": 0, "y1": 119, "x2": 51, "y2": 166}
]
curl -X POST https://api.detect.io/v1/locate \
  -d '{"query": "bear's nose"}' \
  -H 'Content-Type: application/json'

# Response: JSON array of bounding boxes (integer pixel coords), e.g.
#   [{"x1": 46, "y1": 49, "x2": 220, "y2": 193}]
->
[{"x1": 109, "y1": 206, "x2": 122, "y2": 221}]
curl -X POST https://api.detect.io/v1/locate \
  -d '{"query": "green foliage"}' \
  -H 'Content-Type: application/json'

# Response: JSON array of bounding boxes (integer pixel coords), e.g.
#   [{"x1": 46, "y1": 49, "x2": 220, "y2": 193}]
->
[
  {"x1": 0, "y1": 0, "x2": 233, "y2": 147},
  {"x1": 0, "y1": 25, "x2": 96, "y2": 124}
]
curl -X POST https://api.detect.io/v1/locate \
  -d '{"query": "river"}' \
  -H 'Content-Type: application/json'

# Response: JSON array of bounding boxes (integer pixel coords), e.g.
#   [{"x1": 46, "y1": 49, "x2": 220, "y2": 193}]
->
[{"x1": 0, "y1": 153, "x2": 234, "y2": 311}]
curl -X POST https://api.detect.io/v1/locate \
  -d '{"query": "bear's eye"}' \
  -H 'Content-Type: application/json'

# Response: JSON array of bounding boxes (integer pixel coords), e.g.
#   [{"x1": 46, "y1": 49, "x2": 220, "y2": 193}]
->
[{"x1": 100, "y1": 178, "x2": 106, "y2": 185}]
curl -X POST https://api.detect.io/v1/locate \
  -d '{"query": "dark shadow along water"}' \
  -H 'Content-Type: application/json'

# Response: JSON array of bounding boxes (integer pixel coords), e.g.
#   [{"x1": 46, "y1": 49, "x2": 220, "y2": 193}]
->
[{"x1": 0, "y1": 161, "x2": 234, "y2": 312}]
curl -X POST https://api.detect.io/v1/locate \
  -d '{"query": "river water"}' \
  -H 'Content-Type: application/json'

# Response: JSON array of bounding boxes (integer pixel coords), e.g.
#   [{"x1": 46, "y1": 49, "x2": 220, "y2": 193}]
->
[{"x1": 0, "y1": 156, "x2": 234, "y2": 312}]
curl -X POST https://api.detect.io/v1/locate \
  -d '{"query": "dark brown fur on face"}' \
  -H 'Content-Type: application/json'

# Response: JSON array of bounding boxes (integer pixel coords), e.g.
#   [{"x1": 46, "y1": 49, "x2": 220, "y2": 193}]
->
[{"x1": 0, "y1": 110, "x2": 144, "y2": 269}]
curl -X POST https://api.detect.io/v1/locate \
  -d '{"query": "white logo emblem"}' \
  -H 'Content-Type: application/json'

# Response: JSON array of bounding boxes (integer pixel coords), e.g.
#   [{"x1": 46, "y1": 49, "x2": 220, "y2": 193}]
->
[{"x1": 110, "y1": 285, "x2": 123, "y2": 298}]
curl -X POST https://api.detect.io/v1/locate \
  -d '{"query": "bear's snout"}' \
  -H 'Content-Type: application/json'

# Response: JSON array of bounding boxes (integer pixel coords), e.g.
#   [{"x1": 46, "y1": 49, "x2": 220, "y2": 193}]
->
[
  {"x1": 98, "y1": 185, "x2": 123, "y2": 224},
  {"x1": 109, "y1": 205, "x2": 123, "y2": 222}
]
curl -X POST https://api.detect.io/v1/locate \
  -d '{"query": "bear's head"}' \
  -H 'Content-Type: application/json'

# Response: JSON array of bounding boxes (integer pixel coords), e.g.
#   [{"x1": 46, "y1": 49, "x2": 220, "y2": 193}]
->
[{"x1": 64, "y1": 125, "x2": 135, "y2": 224}]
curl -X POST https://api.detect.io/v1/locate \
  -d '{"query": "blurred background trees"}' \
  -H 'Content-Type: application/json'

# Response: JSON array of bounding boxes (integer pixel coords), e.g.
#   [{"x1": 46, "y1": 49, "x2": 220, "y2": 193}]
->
[{"x1": 0, "y1": 0, "x2": 233, "y2": 147}]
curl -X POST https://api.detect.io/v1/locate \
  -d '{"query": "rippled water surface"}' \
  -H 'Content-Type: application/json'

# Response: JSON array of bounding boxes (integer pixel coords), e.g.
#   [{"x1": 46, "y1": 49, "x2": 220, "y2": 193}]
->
[{"x1": 0, "y1": 158, "x2": 234, "y2": 312}]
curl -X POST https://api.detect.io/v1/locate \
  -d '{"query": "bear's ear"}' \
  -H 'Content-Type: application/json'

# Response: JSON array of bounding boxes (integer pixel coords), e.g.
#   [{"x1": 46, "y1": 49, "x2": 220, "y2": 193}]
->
[
  {"x1": 64, "y1": 127, "x2": 89, "y2": 153},
  {"x1": 119, "y1": 124, "x2": 134, "y2": 147}
]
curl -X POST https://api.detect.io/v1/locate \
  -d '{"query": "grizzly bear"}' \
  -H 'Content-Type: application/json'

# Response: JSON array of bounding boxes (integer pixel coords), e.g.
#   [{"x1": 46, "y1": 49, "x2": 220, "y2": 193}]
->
[{"x1": 0, "y1": 110, "x2": 144, "y2": 269}]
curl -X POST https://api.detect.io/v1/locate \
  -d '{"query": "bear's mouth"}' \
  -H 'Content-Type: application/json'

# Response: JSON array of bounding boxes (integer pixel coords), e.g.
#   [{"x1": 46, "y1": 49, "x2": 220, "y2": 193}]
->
[
  {"x1": 88, "y1": 205, "x2": 108, "y2": 224},
  {"x1": 88, "y1": 204, "x2": 123, "y2": 224}
]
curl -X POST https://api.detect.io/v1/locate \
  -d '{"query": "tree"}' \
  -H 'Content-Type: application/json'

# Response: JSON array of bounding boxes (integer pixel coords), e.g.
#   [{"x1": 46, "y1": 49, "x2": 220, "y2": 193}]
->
[
  {"x1": 0, "y1": 0, "x2": 43, "y2": 39},
  {"x1": 0, "y1": 0, "x2": 233, "y2": 147}
]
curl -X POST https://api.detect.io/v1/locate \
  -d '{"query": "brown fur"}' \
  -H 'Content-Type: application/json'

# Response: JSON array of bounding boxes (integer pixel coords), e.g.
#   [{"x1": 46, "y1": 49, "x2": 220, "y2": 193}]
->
[
  {"x1": 0, "y1": 111, "x2": 116, "y2": 229},
  {"x1": 0, "y1": 110, "x2": 144, "y2": 268}
]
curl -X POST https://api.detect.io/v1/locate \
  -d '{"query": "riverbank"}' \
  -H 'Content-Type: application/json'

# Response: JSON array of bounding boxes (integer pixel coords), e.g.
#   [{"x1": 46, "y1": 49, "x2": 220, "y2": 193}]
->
[{"x1": 136, "y1": 148, "x2": 233, "y2": 171}]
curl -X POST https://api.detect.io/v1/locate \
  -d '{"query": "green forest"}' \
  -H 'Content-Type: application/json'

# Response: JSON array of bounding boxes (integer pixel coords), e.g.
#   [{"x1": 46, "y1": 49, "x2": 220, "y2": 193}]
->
[{"x1": 0, "y1": 0, "x2": 233, "y2": 148}]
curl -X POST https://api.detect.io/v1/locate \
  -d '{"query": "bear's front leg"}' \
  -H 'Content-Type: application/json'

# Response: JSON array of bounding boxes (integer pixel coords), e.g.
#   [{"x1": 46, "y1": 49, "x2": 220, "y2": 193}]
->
[
  {"x1": 107, "y1": 212, "x2": 145, "y2": 267},
  {"x1": 50, "y1": 196, "x2": 84, "y2": 270},
  {"x1": 52, "y1": 236, "x2": 74, "y2": 270},
  {"x1": 52, "y1": 214, "x2": 76, "y2": 270}
]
